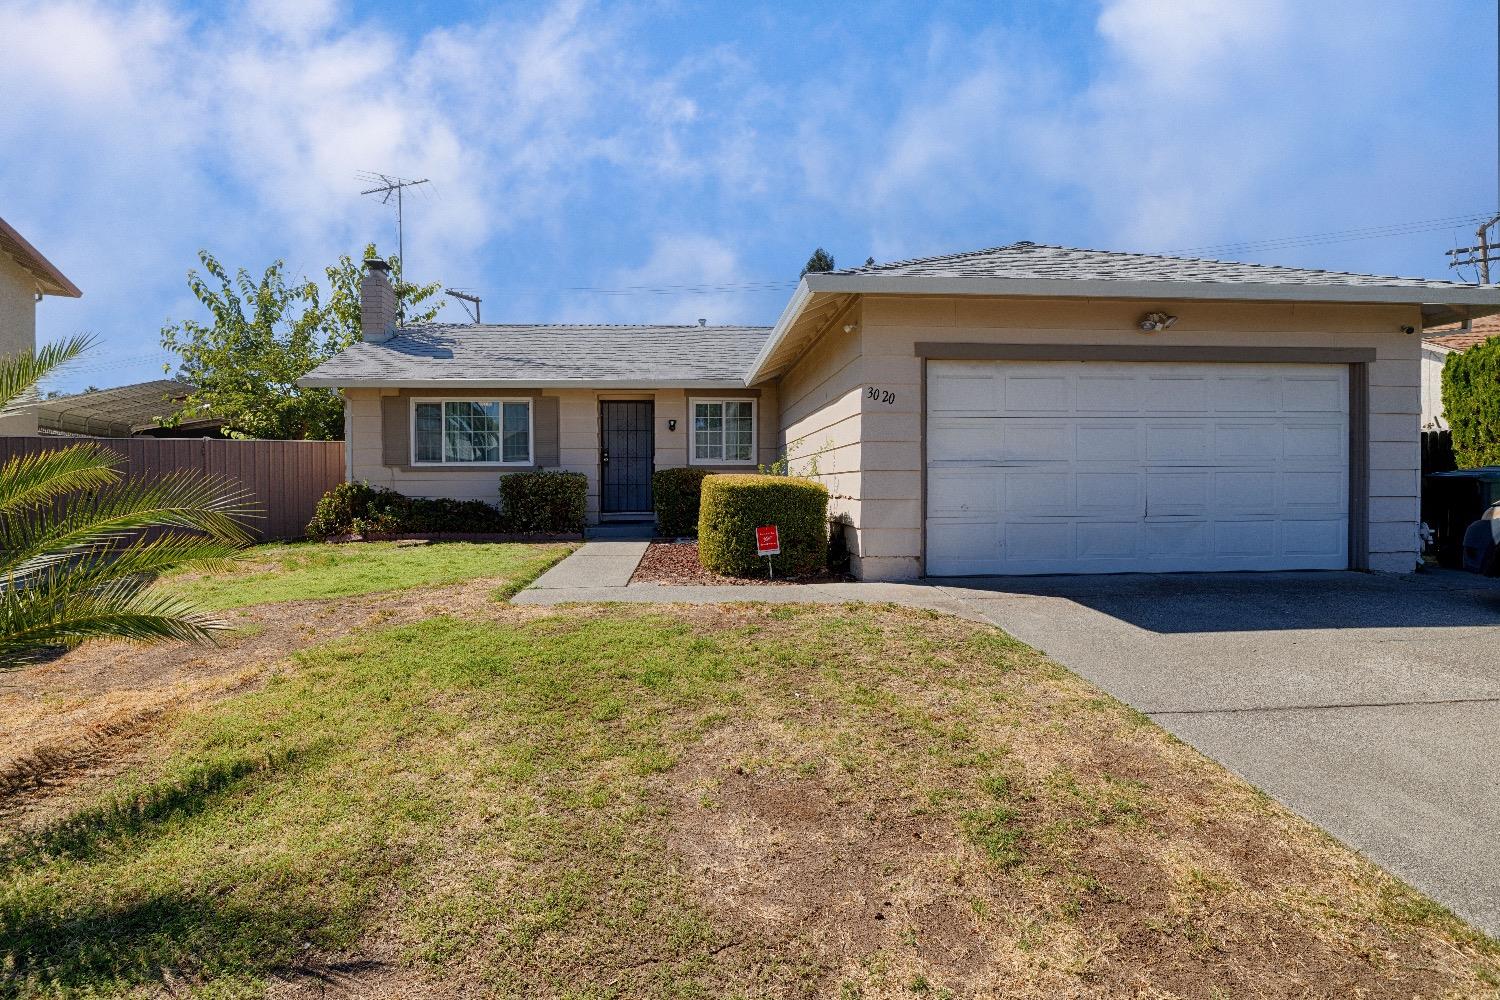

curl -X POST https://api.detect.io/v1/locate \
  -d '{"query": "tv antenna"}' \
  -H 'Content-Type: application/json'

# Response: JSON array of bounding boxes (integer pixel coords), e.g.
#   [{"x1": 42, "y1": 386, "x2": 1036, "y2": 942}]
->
[
  {"x1": 357, "y1": 171, "x2": 430, "y2": 271},
  {"x1": 445, "y1": 289, "x2": 482, "y2": 324}
]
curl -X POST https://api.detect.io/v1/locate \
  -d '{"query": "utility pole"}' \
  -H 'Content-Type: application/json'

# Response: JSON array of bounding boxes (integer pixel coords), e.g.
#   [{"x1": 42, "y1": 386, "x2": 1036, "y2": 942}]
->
[
  {"x1": 1447, "y1": 215, "x2": 1500, "y2": 284},
  {"x1": 357, "y1": 171, "x2": 430, "y2": 273},
  {"x1": 445, "y1": 289, "x2": 482, "y2": 324}
]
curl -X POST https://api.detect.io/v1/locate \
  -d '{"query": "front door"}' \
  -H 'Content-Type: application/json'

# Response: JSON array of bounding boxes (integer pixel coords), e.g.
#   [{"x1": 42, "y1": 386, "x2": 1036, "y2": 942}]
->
[{"x1": 600, "y1": 400, "x2": 654, "y2": 514}]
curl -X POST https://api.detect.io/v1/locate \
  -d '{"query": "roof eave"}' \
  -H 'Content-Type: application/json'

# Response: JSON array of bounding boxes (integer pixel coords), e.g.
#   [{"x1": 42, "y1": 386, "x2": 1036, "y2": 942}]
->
[
  {"x1": 0, "y1": 217, "x2": 81, "y2": 298},
  {"x1": 801, "y1": 271, "x2": 1500, "y2": 306},
  {"x1": 743, "y1": 278, "x2": 813, "y2": 385},
  {"x1": 296, "y1": 376, "x2": 753, "y2": 390},
  {"x1": 740, "y1": 272, "x2": 1500, "y2": 383}
]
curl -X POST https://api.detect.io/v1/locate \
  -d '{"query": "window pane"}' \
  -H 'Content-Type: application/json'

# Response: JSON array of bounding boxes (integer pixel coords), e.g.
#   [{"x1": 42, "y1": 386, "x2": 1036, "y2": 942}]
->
[
  {"x1": 415, "y1": 403, "x2": 442, "y2": 462},
  {"x1": 444, "y1": 401, "x2": 500, "y2": 462},
  {"x1": 502, "y1": 401, "x2": 530, "y2": 463},
  {"x1": 724, "y1": 400, "x2": 753, "y2": 462},
  {"x1": 694, "y1": 402, "x2": 723, "y2": 460}
]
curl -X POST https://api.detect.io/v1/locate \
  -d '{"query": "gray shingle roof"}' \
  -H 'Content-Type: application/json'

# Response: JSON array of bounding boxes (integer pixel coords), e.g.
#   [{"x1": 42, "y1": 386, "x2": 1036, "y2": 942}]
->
[
  {"x1": 301, "y1": 323, "x2": 772, "y2": 387},
  {"x1": 836, "y1": 241, "x2": 1478, "y2": 290}
]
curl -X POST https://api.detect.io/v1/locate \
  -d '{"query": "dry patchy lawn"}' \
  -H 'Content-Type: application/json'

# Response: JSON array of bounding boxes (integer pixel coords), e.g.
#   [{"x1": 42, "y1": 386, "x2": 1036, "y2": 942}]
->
[{"x1": 1, "y1": 603, "x2": 1495, "y2": 999}]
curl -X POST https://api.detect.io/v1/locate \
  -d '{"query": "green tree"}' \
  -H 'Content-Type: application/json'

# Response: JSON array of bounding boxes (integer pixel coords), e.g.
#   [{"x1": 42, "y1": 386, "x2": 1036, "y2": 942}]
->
[
  {"x1": 160, "y1": 246, "x2": 441, "y2": 440},
  {"x1": 1443, "y1": 337, "x2": 1500, "y2": 467},
  {"x1": 801, "y1": 247, "x2": 836, "y2": 276},
  {"x1": 0, "y1": 336, "x2": 255, "y2": 663}
]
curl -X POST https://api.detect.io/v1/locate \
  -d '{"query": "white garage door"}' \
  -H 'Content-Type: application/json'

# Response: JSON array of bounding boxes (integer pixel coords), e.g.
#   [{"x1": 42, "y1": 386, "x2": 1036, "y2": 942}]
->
[{"x1": 925, "y1": 360, "x2": 1350, "y2": 575}]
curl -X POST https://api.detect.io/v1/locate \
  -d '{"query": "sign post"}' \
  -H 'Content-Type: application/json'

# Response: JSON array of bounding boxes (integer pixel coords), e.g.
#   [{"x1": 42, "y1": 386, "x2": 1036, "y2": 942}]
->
[{"x1": 755, "y1": 525, "x2": 781, "y2": 579}]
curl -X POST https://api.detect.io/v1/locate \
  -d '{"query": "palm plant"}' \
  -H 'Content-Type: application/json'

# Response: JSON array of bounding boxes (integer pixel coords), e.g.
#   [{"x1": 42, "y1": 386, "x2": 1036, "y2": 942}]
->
[{"x1": 0, "y1": 336, "x2": 257, "y2": 663}]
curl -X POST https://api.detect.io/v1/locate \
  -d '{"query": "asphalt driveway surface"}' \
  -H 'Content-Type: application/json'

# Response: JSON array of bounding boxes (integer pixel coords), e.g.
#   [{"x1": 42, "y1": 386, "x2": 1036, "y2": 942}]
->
[{"x1": 938, "y1": 570, "x2": 1500, "y2": 937}]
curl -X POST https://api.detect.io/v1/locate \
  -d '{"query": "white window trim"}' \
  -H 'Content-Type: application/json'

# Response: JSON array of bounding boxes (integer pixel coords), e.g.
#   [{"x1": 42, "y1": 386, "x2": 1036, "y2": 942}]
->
[
  {"x1": 410, "y1": 397, "x2": 534, "y2": 467},
  {"x1": 688, "y1": 397, "x2": 757, "y2": 466}
]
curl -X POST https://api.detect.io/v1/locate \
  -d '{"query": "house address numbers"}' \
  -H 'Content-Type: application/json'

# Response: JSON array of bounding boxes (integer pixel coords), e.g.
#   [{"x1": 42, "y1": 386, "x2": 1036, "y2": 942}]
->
[{"x1": 866, "y1": 386, "x2": 897, "y2": 405}]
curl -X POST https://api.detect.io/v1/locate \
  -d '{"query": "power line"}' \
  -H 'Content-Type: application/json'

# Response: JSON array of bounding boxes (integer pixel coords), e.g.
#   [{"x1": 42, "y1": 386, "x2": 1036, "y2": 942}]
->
[{"x1": 1166, "y1": 212, "x2": 1499, "y2": 257}]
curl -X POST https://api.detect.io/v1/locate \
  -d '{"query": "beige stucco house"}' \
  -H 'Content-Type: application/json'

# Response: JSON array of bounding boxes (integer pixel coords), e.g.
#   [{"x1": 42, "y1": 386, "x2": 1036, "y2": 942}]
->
[
  {"x1": 302, "y1": 244, "x2": 1500, "y2": 579},
  {"x1": 0, "y1": 215, "x2": 81, "y2": 435}
]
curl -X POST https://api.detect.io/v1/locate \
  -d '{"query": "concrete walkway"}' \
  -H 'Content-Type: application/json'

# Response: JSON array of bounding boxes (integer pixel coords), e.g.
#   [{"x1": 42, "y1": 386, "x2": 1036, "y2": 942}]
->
[
  {"x1": 513, "y1": 562, "x2": 1500, "y2": 937},
  {"x1": 527, "y1": 540, "x2": 651, "y2": 590}
]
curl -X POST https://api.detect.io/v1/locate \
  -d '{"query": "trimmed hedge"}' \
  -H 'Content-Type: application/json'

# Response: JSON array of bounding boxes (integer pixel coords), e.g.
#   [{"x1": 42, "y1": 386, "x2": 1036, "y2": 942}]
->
[
  {"x1": 653, "y1": 467, "x2": 712, "y2": 537},
  {"x1": 1443, "y1": 338, "x2": 1500, "y2": 467},
  {"x1": 306, "y1": 482, "x2": 507, "y2": 538},
  {"x1": 698, "y1": 474, "x2": 829, "y2": 576},
  {"x1": 500, "y1": 470, "x2": 588, "y2": 534}
]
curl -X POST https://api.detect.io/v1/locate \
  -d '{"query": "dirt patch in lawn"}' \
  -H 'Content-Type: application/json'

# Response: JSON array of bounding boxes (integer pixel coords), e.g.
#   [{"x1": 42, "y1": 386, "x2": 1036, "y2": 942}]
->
[
  {"x1": 631, "y1": 541, "x2": 851, "y2": 586},
  {"x1": 0, "y1": 578, "x2": 539, "y2": 834},
  {"x1": 659, "y1": 607, "x2": 1500, "y2": 998}
]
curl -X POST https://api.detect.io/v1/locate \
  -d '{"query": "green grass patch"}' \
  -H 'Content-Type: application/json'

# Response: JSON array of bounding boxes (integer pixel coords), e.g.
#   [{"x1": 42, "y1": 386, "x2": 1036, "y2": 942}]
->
[
  {"x1": 159, "y1": 540, "x2": 575, "y2": 608},
  {"x1": 3, "y1": 603, "x2": 1495, "y2": 999}
]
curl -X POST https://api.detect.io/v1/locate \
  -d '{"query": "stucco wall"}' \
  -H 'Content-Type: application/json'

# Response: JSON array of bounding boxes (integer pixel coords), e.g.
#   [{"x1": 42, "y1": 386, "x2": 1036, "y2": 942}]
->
[
  {"x1": 0, "y1": 253, "x2": 38, "y2": 435},
  {"x1": 776, "y1": 300, "x2": 864, "y2": 534},
  {"x1": 345, "y1": 384, "x2": 780, "y2": 523},
  {"x1": 778, "y1": 295, "x2": 1422, "y2": 580}
]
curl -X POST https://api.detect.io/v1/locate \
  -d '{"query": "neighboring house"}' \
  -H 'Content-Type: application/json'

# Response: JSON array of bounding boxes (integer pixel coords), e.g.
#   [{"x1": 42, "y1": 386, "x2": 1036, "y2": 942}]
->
[
  {"x1": 0, "y1": 215, "x2": 81, "y2": 435},
  {"x1": 301, "y1": 244, "x2": 1500, "y2": 579},
  {"x1": 1420, "y1": 314, "x2": 1500, "y2": 429},
  {"x1": 35, "y1": 379, "x2": 226, "y2": 439}
]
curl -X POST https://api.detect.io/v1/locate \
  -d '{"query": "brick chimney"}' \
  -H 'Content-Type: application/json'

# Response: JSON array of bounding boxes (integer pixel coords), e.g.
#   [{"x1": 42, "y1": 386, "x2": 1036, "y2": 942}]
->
[{"x1": 360, "y1": 257, "x2": 397, "y2": 343}]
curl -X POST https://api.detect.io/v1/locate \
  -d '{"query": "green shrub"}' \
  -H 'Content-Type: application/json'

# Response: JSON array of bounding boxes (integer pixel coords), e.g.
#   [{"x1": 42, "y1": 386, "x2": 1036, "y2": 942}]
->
[
  {"x1": 307, "y1": 481, "x2": 380, "y2": 537},
  {"x1": 500, "y1": 470, "x2": 588, "y2": 534},
  {"x1": 652, "y1": 467, "x2": 712, "y2": 537},
  {"x1": 1444, "y1": 337, "x2": 1500, "y2": 467},
  {"x1": 307, "y1": 482, "x2": 507, "y2": 537},
  {"x1": 697, "y1": 474, "x2": 828, "y2": 576}
]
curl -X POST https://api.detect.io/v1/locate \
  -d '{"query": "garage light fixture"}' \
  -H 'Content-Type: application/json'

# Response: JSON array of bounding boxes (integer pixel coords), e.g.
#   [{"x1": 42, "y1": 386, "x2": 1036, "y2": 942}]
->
[{"x1": 1138, "y1": 311, "x2": 1177, "y2": 333}]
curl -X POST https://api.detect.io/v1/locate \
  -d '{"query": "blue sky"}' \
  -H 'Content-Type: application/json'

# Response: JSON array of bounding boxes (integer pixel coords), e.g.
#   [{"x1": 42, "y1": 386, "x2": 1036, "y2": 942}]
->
[{"x1": 1, "y1": 0, "x2": 1496, "y2": 391}]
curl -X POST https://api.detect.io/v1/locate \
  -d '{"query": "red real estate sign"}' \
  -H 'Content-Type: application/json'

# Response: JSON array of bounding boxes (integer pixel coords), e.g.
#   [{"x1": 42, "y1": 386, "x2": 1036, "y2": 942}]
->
[{"x1": 755, "y1": 525, "x2": 781, "y2": 557}]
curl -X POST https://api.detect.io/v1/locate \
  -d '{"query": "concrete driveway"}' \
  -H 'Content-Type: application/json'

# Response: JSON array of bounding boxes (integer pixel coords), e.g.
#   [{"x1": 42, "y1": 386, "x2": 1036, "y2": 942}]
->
[{"x1": 938, "y1": 570, "x2": 1500, "y2": 937}]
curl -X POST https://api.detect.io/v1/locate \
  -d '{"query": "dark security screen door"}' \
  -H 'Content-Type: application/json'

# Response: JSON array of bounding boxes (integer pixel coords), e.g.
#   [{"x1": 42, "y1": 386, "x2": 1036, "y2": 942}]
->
[{"x1": 600, "y1": 401, "x2": 654, "y2": 513}]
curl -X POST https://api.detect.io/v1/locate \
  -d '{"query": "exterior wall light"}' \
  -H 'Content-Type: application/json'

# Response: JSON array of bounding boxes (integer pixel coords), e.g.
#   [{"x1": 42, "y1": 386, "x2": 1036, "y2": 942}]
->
[
  {"x1": 668, "y1": 419, "x2": 677, "y2": 431},
  {"x1": 1139, "y1": 311, "x2": 1177, "y2": 333}
]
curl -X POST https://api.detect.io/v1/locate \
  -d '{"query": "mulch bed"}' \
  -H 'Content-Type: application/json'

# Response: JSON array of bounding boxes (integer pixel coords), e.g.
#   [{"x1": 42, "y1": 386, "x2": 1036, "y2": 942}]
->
[
  {"x1": 631, "y1": 541, "x2": 851, "y2": 586},
  {"x1": 323, "y1": 532, "x2": 584, "y2": 544}
]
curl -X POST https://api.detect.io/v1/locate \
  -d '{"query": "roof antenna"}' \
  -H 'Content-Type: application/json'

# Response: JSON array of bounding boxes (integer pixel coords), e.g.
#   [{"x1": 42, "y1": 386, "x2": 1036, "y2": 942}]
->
[
  {"x1": 357, "y1": 169, "x2": 430, "y2": 278},
  {"x1": 445, "y1": 289, "x2": 482, "y2": 324}
]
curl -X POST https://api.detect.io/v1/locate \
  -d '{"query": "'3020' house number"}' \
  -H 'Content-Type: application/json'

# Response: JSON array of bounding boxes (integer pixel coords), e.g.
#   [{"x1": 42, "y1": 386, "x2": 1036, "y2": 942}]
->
[{"x1": 865, "y1": 387, "x2": 897, "y2": 405}]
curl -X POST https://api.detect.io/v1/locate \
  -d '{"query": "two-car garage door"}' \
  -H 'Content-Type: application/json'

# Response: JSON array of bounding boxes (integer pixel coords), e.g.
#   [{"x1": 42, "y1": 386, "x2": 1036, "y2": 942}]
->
[{"x1": 925, "y1": 360, "x2": 1350, "y2": 575}]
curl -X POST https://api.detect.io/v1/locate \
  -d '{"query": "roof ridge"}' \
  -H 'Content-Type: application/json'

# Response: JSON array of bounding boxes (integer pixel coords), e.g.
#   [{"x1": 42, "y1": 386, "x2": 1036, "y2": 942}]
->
[{"x1": 840, "y1": 240, "x2": 1471, "y2": 288}]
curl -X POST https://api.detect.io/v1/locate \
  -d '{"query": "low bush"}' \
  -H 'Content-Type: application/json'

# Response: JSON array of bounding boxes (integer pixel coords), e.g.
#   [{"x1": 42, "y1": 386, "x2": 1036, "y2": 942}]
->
[
  {"x1": 698, "y1": 474, "x2": 829, "y2": 576},
  {"x1": 306, "y1": 482, "x2": 508, "y2": 538},
  {"x1": 500, "y1": 470, "x2": 588, "y2": 534},
  {"x1": 652, "y1": 467, "x2": 712, "y2": 537}
]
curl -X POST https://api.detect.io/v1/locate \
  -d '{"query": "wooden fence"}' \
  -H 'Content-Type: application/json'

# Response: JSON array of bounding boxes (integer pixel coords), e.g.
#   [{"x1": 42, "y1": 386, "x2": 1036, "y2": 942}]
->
[{"x1": 0, "y1": 437, "x2": 345, "y2": 540}]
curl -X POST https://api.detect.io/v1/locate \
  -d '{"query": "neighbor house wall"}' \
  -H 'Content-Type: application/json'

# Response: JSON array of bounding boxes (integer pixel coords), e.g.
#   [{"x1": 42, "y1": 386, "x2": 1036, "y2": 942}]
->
[
  {"x1": 345, "y1": 384, "x2": 781, "y2": 524},
  {"x1": 0, "y1": 253, "x2": 38, "y2": 435},
  {"x1": 1420, "y1": 345, "x2": 1449, "y2": 430},
  {"x1": 781, "y1": 295, "x2": 1421, "y2": 581}
]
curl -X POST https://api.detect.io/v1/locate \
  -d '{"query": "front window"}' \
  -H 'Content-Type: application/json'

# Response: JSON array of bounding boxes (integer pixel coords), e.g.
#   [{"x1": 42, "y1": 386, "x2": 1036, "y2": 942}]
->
[
  {"x1": 692, "y1": 399, "x2": 754, "y2": 464},
  {"x1": 413, "y1": 399, "x2": 531, "y2": 465}
]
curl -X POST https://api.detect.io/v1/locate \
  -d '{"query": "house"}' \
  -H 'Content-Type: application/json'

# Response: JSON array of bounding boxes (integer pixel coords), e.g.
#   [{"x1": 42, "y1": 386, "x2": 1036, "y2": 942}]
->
[
  {"x1": 0, "y1": 215, "x2": 81, "y2": 434},
  {"x1": 1420, "y1": 315, "x2": 1499, "y2": 429},
  {"x1": 301, "y1": 244, "x2": 1500, "y2": 579},
  {"x1": 35, "y1": 379, "x2": 226, "y2": 439}
]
